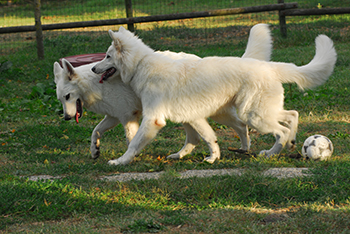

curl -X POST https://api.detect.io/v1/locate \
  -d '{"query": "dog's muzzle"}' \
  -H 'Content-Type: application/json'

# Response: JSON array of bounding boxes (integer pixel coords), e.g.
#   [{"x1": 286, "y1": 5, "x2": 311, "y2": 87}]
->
[
  {"x1": 64, "y1": 99, "x2": 83, "y2": 123},
  {"x1": 91, "y1": 66, "x2": 117, "y2": 83},
  {"x1": 64, "y1": 114, "x2": 72, "y2": 121},
  {"x1": 99, "y1": 67, "x2": 117, "y2": 83},
  {"x1": 75, "y1": 99, "x2": 83, "y2": 123}
]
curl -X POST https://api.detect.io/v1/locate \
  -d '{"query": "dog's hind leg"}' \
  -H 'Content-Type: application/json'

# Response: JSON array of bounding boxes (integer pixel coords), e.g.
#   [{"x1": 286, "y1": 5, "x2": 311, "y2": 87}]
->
[
  {"x1": 258, "y1": 123, "x2": 290, "y2": 158},
  {"x1": 280, "y1": 110, "x2": 299, "y2": 150},
  {"x1": 123, "y1": 121, "x2": 140, "y2": 145},
  {"x1": 167, "y1": 123, "x2": 201, "y2": 159},
  {"x1": 211, "y1": 109, "x2": 250, "y2": 151},
  {"x1": 119, "y1": 110, "x2": 142, "y2": 145},
  {"x1": 91, "y1": 115, "x2": 120, "y2": 159},
  {"x1": 108, "y1": 116, "x2": 166, "y2": 165},
  {"x1": 187, "y1": 118, "x2": 221, "y2": 164}
]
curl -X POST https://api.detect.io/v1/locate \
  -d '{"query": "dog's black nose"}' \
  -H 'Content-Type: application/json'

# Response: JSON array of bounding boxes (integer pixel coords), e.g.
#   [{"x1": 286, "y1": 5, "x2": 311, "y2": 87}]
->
[
  {"x1": 91, "y1": 67, "x2": 96, "y2": 73},
  {"x1": 64, "y1": 115, "x2": 72, "y2": 121}
]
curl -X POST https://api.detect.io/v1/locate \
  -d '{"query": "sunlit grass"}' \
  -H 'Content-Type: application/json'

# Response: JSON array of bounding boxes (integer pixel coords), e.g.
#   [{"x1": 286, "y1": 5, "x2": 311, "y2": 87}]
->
[{"x1": 1, "y1": 0, "x2": 350, "y2": 232}]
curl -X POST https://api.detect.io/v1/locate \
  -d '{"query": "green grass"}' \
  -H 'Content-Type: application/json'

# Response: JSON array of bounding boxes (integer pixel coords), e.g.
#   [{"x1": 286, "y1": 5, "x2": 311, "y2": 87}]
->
[
  {"x1": 1, "y1": 1, "x2": 350, "y2": 233},
  {"x1": 1, "y1": 0, "x2": 348, "y2": 27}
]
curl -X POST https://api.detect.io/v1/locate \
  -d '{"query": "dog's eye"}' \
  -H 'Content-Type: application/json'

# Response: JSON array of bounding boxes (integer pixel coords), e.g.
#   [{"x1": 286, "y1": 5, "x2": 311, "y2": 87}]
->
[
  {"x1": 65, "y1": 94, "x2": 70, "y2": 100},
  {"x1": 106, "y1": 55, "x2": 110, "y2": 59}
]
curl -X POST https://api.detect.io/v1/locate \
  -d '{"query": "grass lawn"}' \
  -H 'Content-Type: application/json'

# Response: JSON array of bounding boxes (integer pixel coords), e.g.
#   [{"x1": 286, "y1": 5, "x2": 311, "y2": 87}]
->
[{"x1": 1, "y1": 1, "x2": 350, "y2": 233}]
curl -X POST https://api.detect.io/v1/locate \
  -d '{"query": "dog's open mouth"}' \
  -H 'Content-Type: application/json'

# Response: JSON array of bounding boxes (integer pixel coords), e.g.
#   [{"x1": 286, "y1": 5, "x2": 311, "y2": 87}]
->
[
  {"x1": 75, "y1": 99, "x2": 83, "y2": 123},
  {"x1": 99, "y1": 67, "x2": 117, "y2": 83}
]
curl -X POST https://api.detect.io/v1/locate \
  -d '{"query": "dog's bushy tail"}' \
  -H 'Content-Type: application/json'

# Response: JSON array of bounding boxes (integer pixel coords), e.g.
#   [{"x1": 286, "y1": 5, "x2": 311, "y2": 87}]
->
[
  {"x1": 277, "y1": 35, "x2": 337, "y2": 90},
  {"x1": 242, "y1": 24, "x2": 272, "y2": 61}
]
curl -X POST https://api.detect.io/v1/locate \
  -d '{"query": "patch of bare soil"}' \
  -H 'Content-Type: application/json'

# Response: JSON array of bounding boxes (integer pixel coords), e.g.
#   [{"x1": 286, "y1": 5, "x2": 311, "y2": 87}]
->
[{"x1": 24, "y1": 167, "x2": 310, "y2": 182}]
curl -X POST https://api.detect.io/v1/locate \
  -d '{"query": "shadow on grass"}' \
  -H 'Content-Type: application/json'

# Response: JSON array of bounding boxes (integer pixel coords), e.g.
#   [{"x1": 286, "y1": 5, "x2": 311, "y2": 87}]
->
[{"x1": 2, "y1": 159, "x2": 350, "y2": 232}]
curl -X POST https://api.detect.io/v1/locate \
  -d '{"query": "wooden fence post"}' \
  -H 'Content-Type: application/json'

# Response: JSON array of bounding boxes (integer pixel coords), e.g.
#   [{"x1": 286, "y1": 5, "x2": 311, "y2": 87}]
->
[
  {"x1": 278, "y1": 0, "x2": 291, "y2": 97},
  {"x1": 34, "y1": 0, "x2": 44, "y2": 59},
  {"x1": 124, "y1": 0, "x2": 135, "y2": 32},
  {"x1": 278, "y1": 0, "x2": 287, "y2": 38}
]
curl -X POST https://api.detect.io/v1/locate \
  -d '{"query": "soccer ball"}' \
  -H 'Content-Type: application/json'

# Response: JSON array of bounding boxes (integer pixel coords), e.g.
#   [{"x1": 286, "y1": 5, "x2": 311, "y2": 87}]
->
[{"x1": 301, "y1": 135, "x2": 333, "y2": 161}]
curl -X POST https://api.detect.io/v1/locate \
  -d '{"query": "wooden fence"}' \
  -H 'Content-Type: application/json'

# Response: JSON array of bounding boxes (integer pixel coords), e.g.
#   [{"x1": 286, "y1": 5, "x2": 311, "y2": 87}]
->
[
  {"x1": 0, "y1": 1, "x2": 298, "y2": 33},
  {"x1": 1, "y1": 0, "x2": 350, "y2": 59}
]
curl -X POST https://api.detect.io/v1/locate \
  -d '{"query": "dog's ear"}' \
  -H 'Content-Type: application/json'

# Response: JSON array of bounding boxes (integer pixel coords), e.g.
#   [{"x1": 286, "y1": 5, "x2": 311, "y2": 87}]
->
[
  {"x1": 61, "y1": 58, "x2": 75, "y2": 81},
  {"x1": 108, "y1": 29, "x2": 134, "y2": 84},
  {"x1": 118, "y1": 26, "x2": 126, "y2": 33},
  {"x1": 109, "y1": 29, "x2": 123, "y2": 52},
  {"x1": 108, "y1": 29, "x2": 116, "y2": 40},
  {"x1": 53, "y1": 62, "x2": 63, "y2": 84},
  {"x1": 118, "y1": 26, "x2": 134, "y2": 38}
]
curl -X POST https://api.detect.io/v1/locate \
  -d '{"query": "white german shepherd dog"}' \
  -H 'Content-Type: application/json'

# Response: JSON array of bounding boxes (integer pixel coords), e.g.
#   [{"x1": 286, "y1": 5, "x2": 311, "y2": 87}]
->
[
  {"x1": 54, "y1": 24, "x2": 272, "y2": 160},
  {"x1": 92, "y1": 25, "x2": 336, "y2": 166}
]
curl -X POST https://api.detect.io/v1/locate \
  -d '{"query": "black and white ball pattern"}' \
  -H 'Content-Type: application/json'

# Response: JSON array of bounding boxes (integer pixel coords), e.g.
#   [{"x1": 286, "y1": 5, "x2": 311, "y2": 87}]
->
[{"x1": 301, "y1": 135, "x2": 333, "y2": 161}]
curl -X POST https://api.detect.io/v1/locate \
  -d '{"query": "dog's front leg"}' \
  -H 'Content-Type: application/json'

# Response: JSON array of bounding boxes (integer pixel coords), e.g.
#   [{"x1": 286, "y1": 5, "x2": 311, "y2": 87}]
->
[
  {"x1": 167, "y1": 123, "x2": 201, "y2": 159},
  {"x1": 108, "y1": 117, "x2": 166, "y2": 165},
  {"x1": 91, "y1": 115, "x2": 120, "y2": 159}
]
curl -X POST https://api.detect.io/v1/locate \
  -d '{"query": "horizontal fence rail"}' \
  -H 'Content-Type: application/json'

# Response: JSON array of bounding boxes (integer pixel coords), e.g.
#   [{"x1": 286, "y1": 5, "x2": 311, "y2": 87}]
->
[
  {"x1": 0, "y1": 3, "x2": 298, "y2": 34},
  {"x1": 281, "y1": 7, "x2": 350, "y2": 16},
  {"x1": 1, "y1": 0, "x2": 349, "y2": 59}
]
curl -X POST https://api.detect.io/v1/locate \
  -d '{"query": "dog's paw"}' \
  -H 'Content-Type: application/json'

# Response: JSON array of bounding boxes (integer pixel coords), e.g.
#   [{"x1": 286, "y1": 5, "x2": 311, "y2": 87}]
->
[
  {"x1": 91, "y1": 149, "x2": 100, "y2": 159},
  {"x1": 259, "y1": 150, "x2": 279, "y2": 158},
  {"x1": 108, "y1": 159, "x2": 121, "y2": 166},
  {"x1": 167, "y1": 153, "x2": 181, "y2": 159},
  {"x1": 203, "y1": 156, "x2": 219, "y2": 164},
  {"x1": 108, "y1": 157, "x2": 133, "y2": 166},
  {"x1": 90, "y1": 142, "x2": 100, "y2": 159},
  {"x1": 258, "y1": 150, "x2": 269, "y2": 158}
]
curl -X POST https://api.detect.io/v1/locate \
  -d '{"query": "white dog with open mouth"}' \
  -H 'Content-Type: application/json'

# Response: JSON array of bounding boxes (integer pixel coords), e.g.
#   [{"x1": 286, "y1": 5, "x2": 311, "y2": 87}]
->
[
  {"x1": 54, "y1": 24, "x2": 272, "y2": 160},
  {"x1": 92, "y1": 25, "x2": 336, "y2": 166}
]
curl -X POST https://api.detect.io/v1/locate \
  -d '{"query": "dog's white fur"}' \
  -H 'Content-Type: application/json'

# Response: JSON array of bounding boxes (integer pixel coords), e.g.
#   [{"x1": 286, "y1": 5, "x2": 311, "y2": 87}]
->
[
  {"x1": 54, "y1": 61, "x2": 142, "y2": 158},
  {"x1": 92, "y1": 25, "x2": 336, "y2": 166},
  {"x1": 54, "y1": 24, "x2": 272, "y2": 160}
]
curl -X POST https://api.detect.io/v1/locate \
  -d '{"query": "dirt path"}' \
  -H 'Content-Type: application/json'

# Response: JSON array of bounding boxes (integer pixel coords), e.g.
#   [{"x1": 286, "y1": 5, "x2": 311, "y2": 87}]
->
[{"x1": 24, "y1": 167, "x2": 310, "y2": 182}]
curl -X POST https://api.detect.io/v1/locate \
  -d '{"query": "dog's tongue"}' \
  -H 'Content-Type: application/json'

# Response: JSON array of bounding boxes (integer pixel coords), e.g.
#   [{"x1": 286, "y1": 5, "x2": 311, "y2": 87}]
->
[
  {"x1": 99, "y1": 68, "x2": 116, "y2": 83},
  {"x1": 75, "y1": 112, "x2": 80, "y2": 123},
  {"x1": 99, "y1": 74, "x2": 104, "y2": 83}
]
